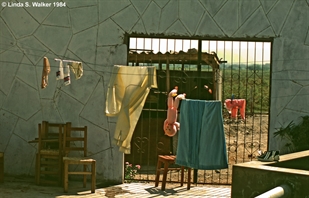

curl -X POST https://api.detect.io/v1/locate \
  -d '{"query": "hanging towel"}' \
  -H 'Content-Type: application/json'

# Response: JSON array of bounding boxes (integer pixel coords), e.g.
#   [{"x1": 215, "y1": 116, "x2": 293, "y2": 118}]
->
[
  {"x1": 56, "y1": 60, "x2": 64, "y2": 80},
  {"x1": 105, "y1": 65, "x2": 157, "y2": 154},
  {"x1": 176, "y1": 99, "x2": 228, "y2": 170},
  {"x1": 224, "y1": 99, "x2": 246, "y2": 120},
  {"x1": 70, "y1": 62, "x2": 83, "y2": 80},
  {"x1": 41, "y1": 57, "x2": 50, "y2": 89},
  {"x1": 63, "y1": 64, "x2": 70, "y2": 86}
]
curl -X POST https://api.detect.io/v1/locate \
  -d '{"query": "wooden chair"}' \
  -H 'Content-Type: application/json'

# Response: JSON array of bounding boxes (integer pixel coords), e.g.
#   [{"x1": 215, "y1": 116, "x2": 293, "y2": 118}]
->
[
  {"x1": 63, "y1": 122, "x2": 96, "y2": 193},
  {"x1": 36, "y1": 121, "x2": 65, "y2": 186},
  {"x1": 155, "y1": 155, "x2": 191, "y2": 191}
]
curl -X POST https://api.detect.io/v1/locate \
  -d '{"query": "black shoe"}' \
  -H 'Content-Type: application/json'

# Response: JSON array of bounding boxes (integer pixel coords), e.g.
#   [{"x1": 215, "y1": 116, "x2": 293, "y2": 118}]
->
[{"x1": 258, "y1": 150, "x2": 280, "y2": 162}]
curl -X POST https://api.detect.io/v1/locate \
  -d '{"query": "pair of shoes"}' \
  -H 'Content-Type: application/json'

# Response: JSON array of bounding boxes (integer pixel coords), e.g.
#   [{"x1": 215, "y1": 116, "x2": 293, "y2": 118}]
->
[{"x1": 257, "y1": 150, "x2": 280, "y2": 162}]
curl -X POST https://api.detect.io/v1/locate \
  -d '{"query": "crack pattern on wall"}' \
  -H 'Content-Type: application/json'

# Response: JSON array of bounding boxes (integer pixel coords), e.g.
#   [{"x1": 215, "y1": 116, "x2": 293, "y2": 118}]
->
[{"x1": 0, "y1": 0, "x2": 308, "y2": 179}]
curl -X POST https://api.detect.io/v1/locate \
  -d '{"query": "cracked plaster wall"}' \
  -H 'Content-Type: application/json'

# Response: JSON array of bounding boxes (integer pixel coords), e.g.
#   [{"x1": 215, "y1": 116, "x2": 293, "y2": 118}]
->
[{"x1": 0, "y1": 0, "x2": 308, "y2": 181}]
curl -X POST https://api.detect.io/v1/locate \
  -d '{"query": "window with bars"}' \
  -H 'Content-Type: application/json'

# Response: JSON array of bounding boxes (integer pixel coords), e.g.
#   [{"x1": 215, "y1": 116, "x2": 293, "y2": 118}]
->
[
  {"x1": 125, "y1": 36, "x2": 272, "y2": 184},
  {"x1": 128, "y1": 37, "x2": 271, "y2": 112}
]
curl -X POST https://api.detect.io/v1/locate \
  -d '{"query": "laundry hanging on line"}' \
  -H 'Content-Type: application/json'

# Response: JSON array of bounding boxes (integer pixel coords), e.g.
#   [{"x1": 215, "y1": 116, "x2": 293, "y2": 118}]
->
[
  {"x1": 40, "y1": 57, "x2": 83, "y2": 89},
  {"x1": 63, "y1": 62, "x2": 71, "y2": 86},
  {"x1": 55, "y1": 58, "x2": 83, "y2": 84},
  {"x1": 56, "y1": 59, "x2": 64, "y2": 80},
  {"x1": 224, "y1": 99, "x2": 246, "y2": 120},
  {"x1": 105, "y1": 65, "x2": 158, "y2": 154},
  {"x1": 70, "y1": 62, "x2": 83, "y2": 80},
  {"x1": 176, "y1": 99, "x2": 228, "y2": 170},
  {"x1": 41, "y1": 57, "x2": 51, "y2": 89}
]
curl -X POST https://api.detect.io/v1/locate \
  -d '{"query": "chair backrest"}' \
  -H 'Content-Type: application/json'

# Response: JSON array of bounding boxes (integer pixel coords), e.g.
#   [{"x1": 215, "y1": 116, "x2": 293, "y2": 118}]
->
[
  {"x1": 38, "y1": 121, "x2": 64, "y2": 151},
  {"x1": 63, "y1": 122, "x2": 87, "y2": 157}
]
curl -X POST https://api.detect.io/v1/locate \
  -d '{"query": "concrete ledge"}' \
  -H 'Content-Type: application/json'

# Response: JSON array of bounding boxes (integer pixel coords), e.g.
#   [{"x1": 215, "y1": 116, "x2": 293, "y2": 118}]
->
[{"x1": 231, "y1": 150, "x2": 309, "y2": 198}]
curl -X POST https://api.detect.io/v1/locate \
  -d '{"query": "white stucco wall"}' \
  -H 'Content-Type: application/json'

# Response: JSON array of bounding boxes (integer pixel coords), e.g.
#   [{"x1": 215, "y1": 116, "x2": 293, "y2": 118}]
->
[{"x1": 0, "y1": 0, "x2": 308, "y2": 182}]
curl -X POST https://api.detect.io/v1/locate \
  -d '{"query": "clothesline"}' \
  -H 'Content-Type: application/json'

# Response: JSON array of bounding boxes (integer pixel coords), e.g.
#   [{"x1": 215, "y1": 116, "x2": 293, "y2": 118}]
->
[
  {"x1": 42, "y1": 57, "x2": 84, "y2": 89},
  {"x1": 2, "y1": 41, "x2": 291, "y2": 64},
  {"x1": 54, "y1": 58, "x2": 81, "y2": 63},
  {"x1": 0, "y1": 40, "x2": 290, "y2": 63},
  {"x1": 0, "y1": 59, "x2": 221, "y2": 79}
]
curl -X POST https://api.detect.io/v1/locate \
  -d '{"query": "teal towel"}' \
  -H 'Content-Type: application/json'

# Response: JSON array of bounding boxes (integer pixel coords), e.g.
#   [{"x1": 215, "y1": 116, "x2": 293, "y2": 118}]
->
[{"x1": 175, "y1": 99, "x2": 228, "y2": 170}]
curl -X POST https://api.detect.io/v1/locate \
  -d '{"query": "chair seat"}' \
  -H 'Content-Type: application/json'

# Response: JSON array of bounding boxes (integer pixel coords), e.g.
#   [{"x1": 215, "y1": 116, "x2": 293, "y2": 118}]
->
[
  {"x1": 158, "y1": 155, "x2": 176, "y2": 162},
  {"x1": 63, "y1": 157, "x2": 95, "y2": 162}
]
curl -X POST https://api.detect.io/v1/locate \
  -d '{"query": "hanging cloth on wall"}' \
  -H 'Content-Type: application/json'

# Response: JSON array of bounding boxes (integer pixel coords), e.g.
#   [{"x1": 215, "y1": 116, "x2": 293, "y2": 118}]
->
[
  {"x1": 54, "y1": 58, "x2": 83, "y2": 86},
  {"x1": 56, "y1": 60, "x2": 64, "y2": 80},
  {"x1": 41, "y1": 57, "x2": 50, "y2": 89},
  {"x1": 63, "y1": 63, "x2": 70, "y2": 86},
  {"x1": 105, "y1": 65, "x2": 158, "y2": 154},
  {"x1": 69, "y1": 62, "x2": 83, "y2": 80},
  {"x1": 176, "y1": 99, "x2": 228, "y2": 170}
]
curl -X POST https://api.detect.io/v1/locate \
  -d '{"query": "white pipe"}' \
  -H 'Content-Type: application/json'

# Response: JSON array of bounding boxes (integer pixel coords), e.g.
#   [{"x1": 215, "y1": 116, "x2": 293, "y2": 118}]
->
[{"x1": 255, "y1": 184, "x2": 292, "y2": 198}]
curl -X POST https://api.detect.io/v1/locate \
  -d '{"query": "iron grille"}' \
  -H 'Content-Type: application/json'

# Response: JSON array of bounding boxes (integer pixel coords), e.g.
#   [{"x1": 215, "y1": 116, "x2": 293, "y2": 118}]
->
[{"x1": 125, "y1": 36, "x2": 271, "y2": 185}]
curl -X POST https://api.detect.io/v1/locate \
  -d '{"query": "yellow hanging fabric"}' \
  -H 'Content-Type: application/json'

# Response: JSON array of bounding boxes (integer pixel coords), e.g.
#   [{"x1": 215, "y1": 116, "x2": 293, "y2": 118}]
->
[{"x1": 105, "y1": 65, "x2": 157, "y2": 154}]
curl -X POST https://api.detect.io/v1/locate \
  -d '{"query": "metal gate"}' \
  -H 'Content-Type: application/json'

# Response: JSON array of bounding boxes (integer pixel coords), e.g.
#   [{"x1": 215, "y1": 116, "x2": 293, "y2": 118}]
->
[{"x1": 125, "y1": 36, "x2": 271, "y2": 185}]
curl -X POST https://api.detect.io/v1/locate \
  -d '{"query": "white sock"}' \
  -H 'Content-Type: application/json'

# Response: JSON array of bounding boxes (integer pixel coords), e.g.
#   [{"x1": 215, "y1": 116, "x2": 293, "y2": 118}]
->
[
  {"x1": 56, "y1": 60, "x2": 64, "y2": 80},
  {"x1": 64, "y1": 63, "x2": 71, "y2": 86}
]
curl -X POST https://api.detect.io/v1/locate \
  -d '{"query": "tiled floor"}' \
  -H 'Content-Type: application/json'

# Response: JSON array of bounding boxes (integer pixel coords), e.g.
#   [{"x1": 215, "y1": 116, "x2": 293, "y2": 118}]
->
[
  {"x1": 0, "y1": 176, "x2": 231, "y2": 198},
  {"x1": 97, "y1": 183, "x2": 231, "y2": 198}
]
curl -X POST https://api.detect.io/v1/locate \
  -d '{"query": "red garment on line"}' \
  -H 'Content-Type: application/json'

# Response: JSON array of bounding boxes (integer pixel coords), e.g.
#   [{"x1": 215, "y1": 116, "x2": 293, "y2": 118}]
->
[{"x1": 224, "y1": 99, "x2": 246, "y2": 120}]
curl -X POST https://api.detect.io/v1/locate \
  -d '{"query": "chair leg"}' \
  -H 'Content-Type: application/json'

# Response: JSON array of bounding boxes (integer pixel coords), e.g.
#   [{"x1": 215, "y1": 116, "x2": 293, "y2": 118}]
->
[
  {"x1": 60, "y1": 157, "x2": 64, "y2": 186},
  {"x1": 58, "y1": 156, "x2": 62, "y2": 186},
  {"x1": 180, "y1": 166, "x2": 184, "y2": 186},
  {"x1": 83, "y1": 165, "x2": 87, "y2": 188},
  {"x1": 91, "y1": 161, "x2": 96, "y2": 193},
  {"x1": 187, "y1": 168, "x2": 191, "y2": 190},
  {"x1": 161, "y1": 161, "x2": 169, "y2": 191},
  {"x1": 154, "y1": 159, "x2": 162, "y2": 187},
  {"x1": 35, "y1": 153, "x2": 39, "y2": 185},
  {"x1": 64, "y1": 161, "x2": 68, "y2": 193}
]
